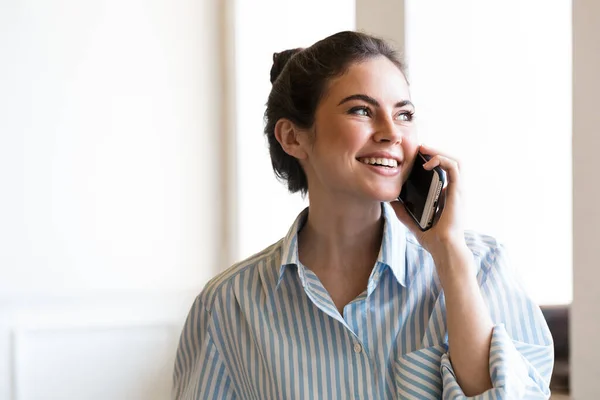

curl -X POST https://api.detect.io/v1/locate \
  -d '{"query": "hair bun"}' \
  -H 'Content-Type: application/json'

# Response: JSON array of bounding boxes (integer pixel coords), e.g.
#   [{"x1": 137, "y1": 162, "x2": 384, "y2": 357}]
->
[{"x1": 270, "y1": 48, "x2": 302, "y2": 84}]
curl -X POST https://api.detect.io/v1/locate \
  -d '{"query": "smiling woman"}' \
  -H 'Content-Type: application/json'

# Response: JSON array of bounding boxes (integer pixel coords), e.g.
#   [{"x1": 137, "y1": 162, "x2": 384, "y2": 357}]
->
[
  {"x1": 268, "y1": 46, "x2": 418, "y2": 204},
  {"x1": 172, "y1": 31, "x2": 554, "y2": 400}
]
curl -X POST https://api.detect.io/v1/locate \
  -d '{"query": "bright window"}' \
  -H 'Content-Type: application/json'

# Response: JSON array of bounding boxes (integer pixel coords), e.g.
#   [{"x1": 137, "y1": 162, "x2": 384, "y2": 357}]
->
[{"x1": 405, "y1": 0, "x2": 572, "y2": 305}]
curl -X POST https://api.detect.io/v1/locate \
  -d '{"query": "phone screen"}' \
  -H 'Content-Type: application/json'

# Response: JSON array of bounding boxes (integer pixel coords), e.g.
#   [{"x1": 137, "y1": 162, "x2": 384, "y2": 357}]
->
[{"x1": 398, "y1": 154, "x2": 435, "y2": 223}]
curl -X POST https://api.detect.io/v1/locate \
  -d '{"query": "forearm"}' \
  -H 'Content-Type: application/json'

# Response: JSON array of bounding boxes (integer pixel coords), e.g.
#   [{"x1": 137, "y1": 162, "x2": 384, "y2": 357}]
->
[{"x1": 433, "y1": 243, "x2": 494, "y2": 397}]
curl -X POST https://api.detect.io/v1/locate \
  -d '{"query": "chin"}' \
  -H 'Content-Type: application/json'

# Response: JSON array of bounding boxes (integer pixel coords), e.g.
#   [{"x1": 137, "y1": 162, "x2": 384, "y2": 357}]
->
[{"x1": 368, "y1": 188, "x2": 400, "y2": 203}]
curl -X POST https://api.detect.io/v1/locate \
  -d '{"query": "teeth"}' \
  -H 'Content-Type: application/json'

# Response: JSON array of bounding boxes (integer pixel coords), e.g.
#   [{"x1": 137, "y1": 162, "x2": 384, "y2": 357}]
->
[{"x1": 359, "y1": 157, "x2": 398, "y2": 167}]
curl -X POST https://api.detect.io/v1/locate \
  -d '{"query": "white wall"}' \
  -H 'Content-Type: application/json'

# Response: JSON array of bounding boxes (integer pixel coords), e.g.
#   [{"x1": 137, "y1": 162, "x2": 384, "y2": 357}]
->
[
  {"x1": 571, "y1": 0, "x2": 600, "y2": 397},
  {"x1": 0, "y1": 0, "x2": 223, "y2": 398},
  {"x1": 0, "y1": 0, "x2": 221, "y2": 296}
]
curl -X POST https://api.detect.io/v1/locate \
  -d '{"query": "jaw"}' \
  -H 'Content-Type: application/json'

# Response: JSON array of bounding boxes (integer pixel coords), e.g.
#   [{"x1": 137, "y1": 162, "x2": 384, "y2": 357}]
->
[{"x1": 305, "y1": 158, "x2": 404, "y2": 202}]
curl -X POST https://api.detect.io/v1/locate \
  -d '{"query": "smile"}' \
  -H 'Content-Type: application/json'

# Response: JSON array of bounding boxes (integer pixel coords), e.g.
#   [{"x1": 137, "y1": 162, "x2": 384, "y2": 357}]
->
[{"x1": 357, "y1": 157, "x2": 399, "y2": 168}]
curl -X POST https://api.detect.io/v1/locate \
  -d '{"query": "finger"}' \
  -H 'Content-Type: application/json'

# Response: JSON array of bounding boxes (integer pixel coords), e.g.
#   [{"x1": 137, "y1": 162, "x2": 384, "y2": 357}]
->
[
  {"x1": 419, "y1": 144, "x2": 461, "y2": 171},
  {"x1": 425, "y1": 158, "x2": 463, "y2": 216},
  {"x1": 423, "y1": 155, "x2": 460, "y2": 185},
  {"x1": 422, "y1": 154, "x2": 459, "y2": 171}
]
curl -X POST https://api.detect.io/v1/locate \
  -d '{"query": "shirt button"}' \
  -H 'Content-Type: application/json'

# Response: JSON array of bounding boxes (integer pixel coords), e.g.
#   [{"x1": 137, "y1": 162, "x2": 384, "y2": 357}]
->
[{"x1": 353, "y1": 342, "x2": 362, "y2": 353}]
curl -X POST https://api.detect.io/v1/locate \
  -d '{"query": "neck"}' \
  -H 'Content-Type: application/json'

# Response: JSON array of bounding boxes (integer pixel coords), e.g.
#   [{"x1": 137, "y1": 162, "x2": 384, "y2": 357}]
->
[{"x1": 298, "y1": 192, "x2": 385, "y2": 273}]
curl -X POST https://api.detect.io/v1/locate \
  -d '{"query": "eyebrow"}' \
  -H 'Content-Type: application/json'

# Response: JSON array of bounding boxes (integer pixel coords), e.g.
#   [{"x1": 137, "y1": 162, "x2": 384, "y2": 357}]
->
[{"x1": 337, "y1": 94, "x2": 414, "y2": 109}]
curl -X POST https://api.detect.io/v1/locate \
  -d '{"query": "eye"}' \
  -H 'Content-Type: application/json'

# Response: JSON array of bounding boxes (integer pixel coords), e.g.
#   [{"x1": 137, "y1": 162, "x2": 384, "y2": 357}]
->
[
  {"x1": 396, "y1": 110, "x2": 415, "y2": 122},
  {"x1": 348, "y1": 106, "x2": 371, "y2": 117}
]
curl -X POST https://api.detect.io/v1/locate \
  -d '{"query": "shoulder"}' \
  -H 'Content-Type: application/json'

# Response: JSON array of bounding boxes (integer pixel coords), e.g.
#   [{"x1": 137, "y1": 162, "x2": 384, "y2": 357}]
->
[
  {"x1": 462, "y1": 230, "x2": 512, "y2": 277},
  {"x1": 196, "y1": 239, "x2": 284, "y2": 313},
  {"x1": 463, "y1": 230, "x2": 503, "y2": 257}
]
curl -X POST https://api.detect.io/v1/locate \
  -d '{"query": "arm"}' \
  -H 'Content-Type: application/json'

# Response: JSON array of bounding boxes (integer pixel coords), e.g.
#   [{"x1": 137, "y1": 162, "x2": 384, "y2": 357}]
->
[
  {"x1": 172, "y1": 296, "x2": 236, "y2": 400},
  {"x1": 394, "y1": 145, "x2": 495, "y2": 394},
  {"x1": 392, "y1": 144, "x2": 553, "y2": 398},
  {"x1": 439, "y1": 244, "x2": 553, "y2": 399},
  {"x1": 431, "y1": 243, "x2": 494, "y2": 396}
]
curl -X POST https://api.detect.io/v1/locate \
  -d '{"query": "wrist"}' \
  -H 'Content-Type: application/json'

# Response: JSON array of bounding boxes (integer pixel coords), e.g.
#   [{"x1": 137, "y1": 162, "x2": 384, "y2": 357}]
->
[
  {"x1": 429, "y1": 236, "x2": 470, "y2": 263},
  {"x1": 431, "y1": 242, "x2": 475, "y2": 284}
]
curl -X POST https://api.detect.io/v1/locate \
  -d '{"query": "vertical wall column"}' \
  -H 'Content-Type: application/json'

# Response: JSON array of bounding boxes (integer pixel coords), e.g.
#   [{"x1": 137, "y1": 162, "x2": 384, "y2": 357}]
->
[
  {"x1": 572, "y1": 0, "x2": 600, "y2": 397},
  {"x1": 356, "y1": 0, "x2": 405, "y2": 48}
]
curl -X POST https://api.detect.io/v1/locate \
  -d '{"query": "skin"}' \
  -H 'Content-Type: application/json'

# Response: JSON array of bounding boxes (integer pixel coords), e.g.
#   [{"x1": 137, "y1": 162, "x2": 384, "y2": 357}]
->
[{"x1": 274, "y1": 55, "x2": 494, "y2": 396}]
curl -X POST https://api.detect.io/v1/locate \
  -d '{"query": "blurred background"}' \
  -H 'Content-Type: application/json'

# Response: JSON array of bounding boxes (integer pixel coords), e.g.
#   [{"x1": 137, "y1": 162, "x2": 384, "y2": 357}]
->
[{"x1": 0, "y1": 0, "x2": 596, "y2": 398}]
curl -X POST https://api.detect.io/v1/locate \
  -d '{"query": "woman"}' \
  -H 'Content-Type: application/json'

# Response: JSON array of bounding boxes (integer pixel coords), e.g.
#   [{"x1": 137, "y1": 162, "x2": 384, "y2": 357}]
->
[{"x1": 173, "y1": 31, "x2": 553, "y2": 399}]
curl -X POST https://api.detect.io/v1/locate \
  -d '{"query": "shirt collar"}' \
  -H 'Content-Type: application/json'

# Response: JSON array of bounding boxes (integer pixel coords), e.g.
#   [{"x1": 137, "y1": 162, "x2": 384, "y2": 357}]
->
[
  {"x1": 276, "y1": 202, "x2": 408, "y2": 289},
  {"x1": 377, "y1": 202, "x2": 408, "y2": 286}
]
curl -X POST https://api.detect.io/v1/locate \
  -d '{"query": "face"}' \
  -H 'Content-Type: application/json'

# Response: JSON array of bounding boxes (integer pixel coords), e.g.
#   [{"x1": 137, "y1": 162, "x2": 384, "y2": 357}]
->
[{"x1": 299, "y1": 56, "x2": 419, "y2": 203}]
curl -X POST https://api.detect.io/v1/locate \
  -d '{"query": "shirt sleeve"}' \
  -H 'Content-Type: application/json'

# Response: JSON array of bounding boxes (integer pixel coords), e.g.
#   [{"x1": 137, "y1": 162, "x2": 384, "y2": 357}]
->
[
  {"x1": 439, "y1": 244, "x2": 554, "y2": 399},
  {"x1": 172, "y1": 296, "x2": 236, "y2": 400}
]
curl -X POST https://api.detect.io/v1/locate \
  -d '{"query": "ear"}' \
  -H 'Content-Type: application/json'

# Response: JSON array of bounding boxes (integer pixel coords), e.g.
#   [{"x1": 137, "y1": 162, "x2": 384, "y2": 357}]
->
[{"x1": 274, "y1": 118, "x2": 309, "y2": 160}]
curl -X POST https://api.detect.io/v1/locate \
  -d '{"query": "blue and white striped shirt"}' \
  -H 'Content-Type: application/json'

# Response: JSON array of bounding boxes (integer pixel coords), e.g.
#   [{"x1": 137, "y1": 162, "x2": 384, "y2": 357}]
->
[{"x1": 173, "y1": 202, "x2": 553, "y2": 399}]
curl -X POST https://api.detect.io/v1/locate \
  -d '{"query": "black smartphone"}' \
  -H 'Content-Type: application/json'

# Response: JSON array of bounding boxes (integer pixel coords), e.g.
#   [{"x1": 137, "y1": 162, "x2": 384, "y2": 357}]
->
[{"x1": 398, "y1": 152, "x2": 446, "y2": 231}]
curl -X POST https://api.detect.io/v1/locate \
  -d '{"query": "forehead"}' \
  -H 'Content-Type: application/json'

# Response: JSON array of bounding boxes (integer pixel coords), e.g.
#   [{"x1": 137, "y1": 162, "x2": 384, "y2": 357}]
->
[{"x1": 324, "y1": 56, "x2": 410, "y2": 103}]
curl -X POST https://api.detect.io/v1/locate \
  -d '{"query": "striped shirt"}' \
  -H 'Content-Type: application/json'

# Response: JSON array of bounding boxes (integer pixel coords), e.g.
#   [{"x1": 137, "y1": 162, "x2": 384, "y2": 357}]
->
[{"x1": 173, "y1": 202, "x2": 554, "y2": 399}]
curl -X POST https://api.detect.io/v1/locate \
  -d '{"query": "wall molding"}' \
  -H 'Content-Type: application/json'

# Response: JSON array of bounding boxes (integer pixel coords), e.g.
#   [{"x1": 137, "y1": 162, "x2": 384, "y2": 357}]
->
[{"x1": 0, "y1": 291, "x2": 194, "y2": 400}]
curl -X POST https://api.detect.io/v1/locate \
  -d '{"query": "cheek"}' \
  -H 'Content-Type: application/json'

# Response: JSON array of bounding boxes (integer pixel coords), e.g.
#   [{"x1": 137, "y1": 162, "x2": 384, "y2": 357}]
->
[
  {"x1": 319, "y1": 122, "x2": 370, "y2": 155},
  {"x1": 401, "y1": 139, "x2": 420, "y2": 182},
  {"x1": 402, "y1": 136, "x2": 419, "y2": 157}
]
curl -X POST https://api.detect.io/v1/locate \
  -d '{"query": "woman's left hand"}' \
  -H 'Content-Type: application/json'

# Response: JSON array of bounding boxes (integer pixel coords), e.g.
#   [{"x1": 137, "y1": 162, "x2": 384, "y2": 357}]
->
[{"x1": 391, "y1": 144, "x2": 467, "y2": 259}]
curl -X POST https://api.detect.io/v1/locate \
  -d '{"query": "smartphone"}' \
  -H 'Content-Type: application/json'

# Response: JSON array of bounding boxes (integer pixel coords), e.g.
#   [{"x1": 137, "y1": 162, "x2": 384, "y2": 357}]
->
[{"x1": 398, "y1": 152, "x2": 446, "y2": 231}]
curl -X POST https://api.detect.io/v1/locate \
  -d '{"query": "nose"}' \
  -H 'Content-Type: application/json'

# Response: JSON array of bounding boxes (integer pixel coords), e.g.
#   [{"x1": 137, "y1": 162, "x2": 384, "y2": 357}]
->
[{"x1": 373, "y1": 116, "x2": 403, "y2": 144}]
